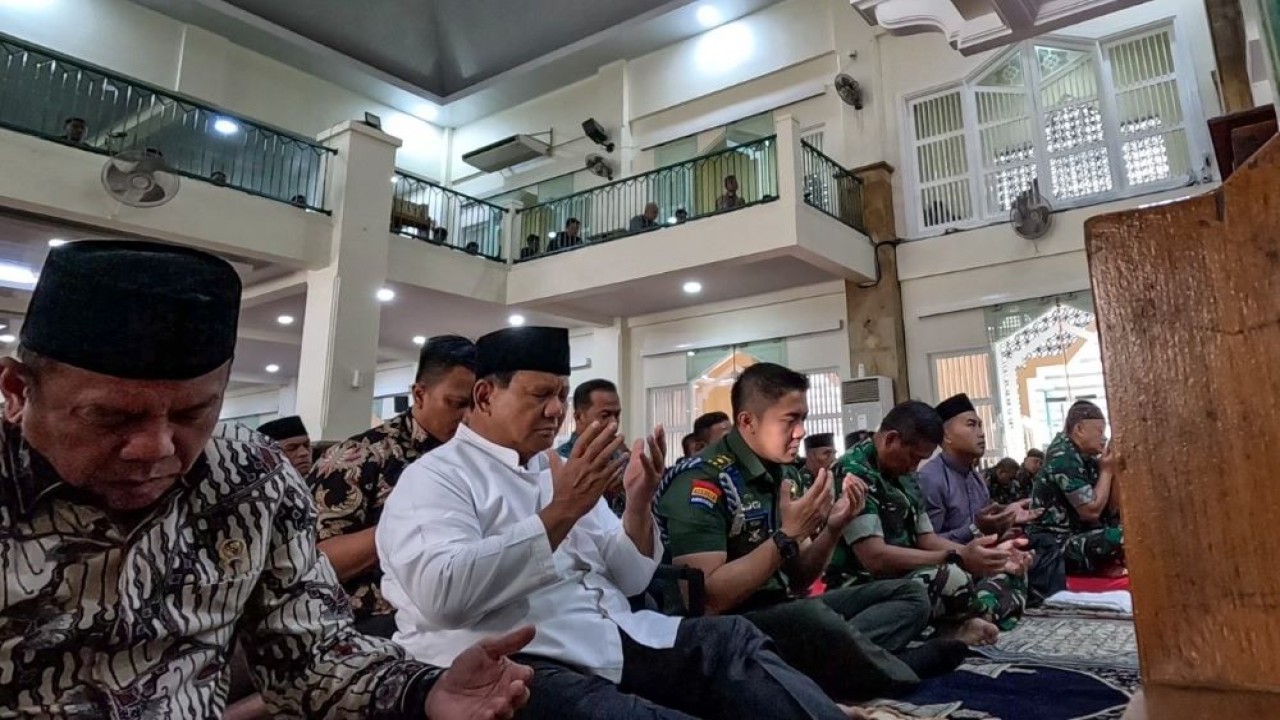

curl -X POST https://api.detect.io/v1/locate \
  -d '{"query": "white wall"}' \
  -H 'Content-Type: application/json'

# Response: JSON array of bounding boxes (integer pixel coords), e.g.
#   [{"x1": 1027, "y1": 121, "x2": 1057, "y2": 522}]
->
[
  {"x1": 625, "y1": 283, "x2": 851, "y2": 435},
  {"x1": 1, "y1": 0, "x2": 447, "y2": 179}
]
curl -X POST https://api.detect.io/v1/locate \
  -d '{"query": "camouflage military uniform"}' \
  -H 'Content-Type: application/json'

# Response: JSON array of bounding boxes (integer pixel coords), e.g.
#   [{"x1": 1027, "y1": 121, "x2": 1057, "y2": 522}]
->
[
  {"x1": 988, "y1": 468, "x2": 1032, "y2": 506},
  {"x1": 655, "y1": 430, "x2": 927, "y2": 700},
  {"x1": 827, "y1": 440, "x2": 1026, "y2": 631},
  {"x1": 1027, "y1": 432, "x2": 1124, "y2": 573}
]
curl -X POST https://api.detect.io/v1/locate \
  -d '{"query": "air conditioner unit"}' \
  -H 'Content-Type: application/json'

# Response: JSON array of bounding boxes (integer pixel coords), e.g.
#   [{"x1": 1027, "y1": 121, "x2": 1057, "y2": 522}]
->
[
  {"x1": 841, "y1": 376, "x2": 894, "y2": 434},
  {"x1": 462, "y1": 134, "x2": 551, "y2": 173}
]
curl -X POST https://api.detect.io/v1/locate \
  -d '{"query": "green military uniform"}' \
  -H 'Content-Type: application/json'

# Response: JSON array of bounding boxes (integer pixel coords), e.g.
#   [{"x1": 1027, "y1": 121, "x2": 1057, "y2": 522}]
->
[
  {"x1": 988, "y1": 468, "x2": 1032, "y2": 506},
  {"x1": 1027, "y1": 432, "x2": 1124, "y2": 574},
  {"x1": 655, "y1": 430, "x2": 928, "y2": 701},
  {"x1": 827, "y1": 439, "x2": 1026, "y2": 631}
]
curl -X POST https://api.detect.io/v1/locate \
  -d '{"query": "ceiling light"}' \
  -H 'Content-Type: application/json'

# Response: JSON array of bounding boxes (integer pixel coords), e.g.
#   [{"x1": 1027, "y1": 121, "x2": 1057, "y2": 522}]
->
[
  {"x1": 47, "y1": 238, "x2": 67, "y2": 248},
  {"x1": 696, "y1": 4, "x2": 723, "y2": 28},
  {"x1": 391, "y1": 175, "x2": 400, "y2": 183},
  {"x1": 0, "y1": 261, "x2": 38, "y2": 287},
  {"x1": 0, "y1": 324, "x2": 7, "y2": 331},
  {"x1": 0, "y1": 334, "x2": 17, "y2": 344},
  {"x1": 376, "y1": 287, "x2": 396, "y2": 302},
  {"x1": 687, "y1": 350, "x2": 696, "y2": 356},
  {"x1": 213, "y1": 118, "x2": 240, "y2": 135},
  {"x1": 276, "y1": 314, "x2": 295, "y2": 326},
  {"x1": 682, "y1": 280, "x2": 703, "y2": 294},
  {"x1": 265, "y1": 363, "x2": 280, "y2": 373},
  {"x1": 508, "y1": 313, "x2": 526, "y2": 327},
  {"x1": 412, "y1": 335, "x2": 426, "y2": 346}
]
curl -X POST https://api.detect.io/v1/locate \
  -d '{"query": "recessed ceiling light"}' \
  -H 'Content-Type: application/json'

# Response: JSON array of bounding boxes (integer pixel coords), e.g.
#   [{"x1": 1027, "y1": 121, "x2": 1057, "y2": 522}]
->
[
  {"x1": 686, "y1": 350, "x2": 696, "y2": 356},
  {"x1": 265, "y1": 363, "x2": 280, "y2": 373},
  {"x1": 0, "y1": 324, "x2": 7, "y2": 331},
  {"x1": 376, "y1": 287, "x2": 396, "y2": 302},
  {"x1": 276, "y1": 314, "x2": 295, "y2": 326},
  {"x1": 213, "y1": 118, "x2": 239, "y2": 135},
  {"x1": 412, "y1": 335, "x2": 426, "y2": 346},
  {"x1": 47, "y1": 238, "x2": 67, "y2": 248},
  {"x1": 390, "y1": 176, "x2": 400, "y2": 184},
  {"x1": 0, "y1": 334, "x2": 18, "y2": 344},
  {"x1": 682, "y1": 280, "x2": 703, "y2": 294},
  {"x1": 696, "y1": 4, "x2": 723, "y2": 28},
  {"x1": 508, "y1": 313, "x2": 526, "y2": 327}
]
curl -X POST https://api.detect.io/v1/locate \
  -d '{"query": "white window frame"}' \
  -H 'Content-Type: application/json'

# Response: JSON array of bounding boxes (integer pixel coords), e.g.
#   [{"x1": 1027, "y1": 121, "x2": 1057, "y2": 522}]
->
[
  {"x1": 801, "y1": 367, "x2": 846, "y2": 454},
  {"x1": 902, "y1": 19, "x2": 1208, "y2": 238}
]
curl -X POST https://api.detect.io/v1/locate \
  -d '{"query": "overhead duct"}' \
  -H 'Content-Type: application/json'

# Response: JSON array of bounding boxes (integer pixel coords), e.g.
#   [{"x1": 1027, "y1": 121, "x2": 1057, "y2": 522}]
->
[{"x1": 462, "y1": 134, "x2": 551, "y2": 173}]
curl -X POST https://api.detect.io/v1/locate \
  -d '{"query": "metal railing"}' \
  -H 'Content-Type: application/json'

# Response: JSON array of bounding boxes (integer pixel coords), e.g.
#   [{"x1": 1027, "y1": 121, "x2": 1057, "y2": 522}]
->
[
  {"x1": 0, "y1": 32, "x2": 335, "y2": 212},
  {"x1": 800, "y1": 141, "x2": 865, "y2": 233},
  {"x1": 391, "y1": 170, "x2": 506, "y2": 260},
  {"x1": 513, "y1": 136, "x2": 779, "y2": 261}
]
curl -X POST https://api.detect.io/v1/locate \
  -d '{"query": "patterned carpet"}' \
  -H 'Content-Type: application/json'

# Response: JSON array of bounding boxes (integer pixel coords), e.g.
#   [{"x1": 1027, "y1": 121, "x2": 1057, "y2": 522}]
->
[{"x1": 873, "y1": 613, "x2": 1140, "y2": 719}]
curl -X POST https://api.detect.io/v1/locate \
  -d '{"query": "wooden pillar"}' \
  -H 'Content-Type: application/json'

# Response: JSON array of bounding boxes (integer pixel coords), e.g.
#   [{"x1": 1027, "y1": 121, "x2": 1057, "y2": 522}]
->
[
  {"x1": 1085, "y1": 135, "x2": 1280, "y2": 718},
  {"x1": 1207, "y1": 0, "x2": 1256, "y2": 113},
  {"x1": 845, "y1": 162, "x2": 909, "y2": 401}
]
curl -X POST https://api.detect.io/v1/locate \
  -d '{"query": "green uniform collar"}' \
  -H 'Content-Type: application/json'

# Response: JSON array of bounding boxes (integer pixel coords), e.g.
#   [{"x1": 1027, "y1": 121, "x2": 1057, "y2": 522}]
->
[{"x1": 726, "y1": 428, "x2": 786, "y2": 488}]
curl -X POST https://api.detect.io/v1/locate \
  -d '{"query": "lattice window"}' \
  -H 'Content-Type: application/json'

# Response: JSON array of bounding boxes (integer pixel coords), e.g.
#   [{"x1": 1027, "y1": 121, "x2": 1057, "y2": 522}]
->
[
  {"x1": 909, "y1": 90, "x2": 973, "y2": 230},
  {"x1": 647, "y1": 384, "x2": 693, "y2": 461},
  {"x1": 905, "y1": 23, "x2": 1196, "y2": 235},
  {"x1": 803, "y1": 369, "x2": 846, "y2": 454}
]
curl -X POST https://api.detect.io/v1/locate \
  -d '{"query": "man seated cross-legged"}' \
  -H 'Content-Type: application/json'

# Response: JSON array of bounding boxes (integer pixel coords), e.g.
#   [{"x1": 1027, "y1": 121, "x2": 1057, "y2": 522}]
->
[
  {"x1": 657, "y1": 363, "x2": 967, "y2": 703},
  {"x1": 826, "y1": 401, "x2": 1033, "y2": 645},
  {"x1": 377, "y1": 327, "x2": 862, "y2": 720}
]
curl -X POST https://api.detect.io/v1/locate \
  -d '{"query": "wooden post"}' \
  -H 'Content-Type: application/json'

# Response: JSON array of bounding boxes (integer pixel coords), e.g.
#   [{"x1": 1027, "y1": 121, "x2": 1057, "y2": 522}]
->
[
  {"x1": 1085, "y1": 135, "x2": 1280, "y2": 717},
  {"x1": 1206, "y1": 0, "x2": 1256, "y2": 113},
  {"x1": 845, "y1": 162, "x2": 910, "y2": 401}
]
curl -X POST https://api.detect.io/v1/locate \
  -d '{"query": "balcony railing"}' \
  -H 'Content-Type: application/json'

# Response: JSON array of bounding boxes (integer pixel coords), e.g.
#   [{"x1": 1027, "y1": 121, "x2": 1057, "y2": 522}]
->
[
  {"x1": 391, "y1": 170, "x2": 506, "y2": 260},
  {"x1": 0, "y1": 32, "x2": 334, "y2": 212},
  {"x1": 513, "y1": 136, "x2": 779, "y2": 261},
  {"x1": 801, "y1": 141, "x2": 865, "y2": 233}
]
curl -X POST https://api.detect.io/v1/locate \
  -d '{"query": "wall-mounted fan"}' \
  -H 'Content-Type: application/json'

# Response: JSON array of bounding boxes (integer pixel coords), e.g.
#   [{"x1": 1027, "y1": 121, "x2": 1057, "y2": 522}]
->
[
  {"x1": 1010, "y1": 179, "x2": 1053, "y2": 240},
  {"x1": 101, "y1": 149, "x2": 180, "y2": 208},
  {"x1": 834, "y1": 73, "x2": 864, "y2": 110},
  {"x1": 585, "y1": 154, "x2": 614, "y2": 180}
]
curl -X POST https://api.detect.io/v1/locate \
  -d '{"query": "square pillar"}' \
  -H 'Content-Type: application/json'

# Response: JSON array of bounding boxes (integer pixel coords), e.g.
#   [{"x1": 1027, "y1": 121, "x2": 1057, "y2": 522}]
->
[{"x1": 296, "y1": 121, "x2": 401, "y2": 440}]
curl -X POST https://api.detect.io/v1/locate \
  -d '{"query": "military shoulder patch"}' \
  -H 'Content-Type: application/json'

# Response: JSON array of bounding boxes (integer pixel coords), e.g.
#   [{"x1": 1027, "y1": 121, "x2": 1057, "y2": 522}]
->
[{"x1": 690, "y1": 479, "x2": 723, "y2": 510}]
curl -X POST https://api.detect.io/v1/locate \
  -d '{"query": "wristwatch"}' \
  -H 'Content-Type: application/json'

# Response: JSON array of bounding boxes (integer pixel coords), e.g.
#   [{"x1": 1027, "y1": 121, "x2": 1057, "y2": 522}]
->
[
  {"x1": 770, "y1": 530, "x2": 800, "y2": 561},
  {"x1": 945, "y1": 550, "x2": 963, "y2": 566}
]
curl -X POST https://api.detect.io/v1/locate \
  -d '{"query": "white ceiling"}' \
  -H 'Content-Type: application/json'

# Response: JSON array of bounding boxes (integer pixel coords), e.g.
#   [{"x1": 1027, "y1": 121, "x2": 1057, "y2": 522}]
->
[{"x1": 127, "y1": 0, "x2": 783, "y2": 126}]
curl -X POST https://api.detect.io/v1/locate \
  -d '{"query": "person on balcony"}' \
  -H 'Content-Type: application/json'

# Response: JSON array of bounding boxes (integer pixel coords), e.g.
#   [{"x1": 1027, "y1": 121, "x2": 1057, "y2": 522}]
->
[
  {"x1": 825, "y1": 401, "x2": 1033, "y2": 644},
  {"x1": 716, "y1": 175, "x2": 747, "y2": 211},
  {"x1": 674, "y1": 208, "x2": 689, "y2": 224},
  {"x1": 377, "y1": 327, "x2": 861, "y2": 720},
  {"x1": 257, "y1": 415, "x2": 314, "y2": 477},
  {"x1": 308, "y1": 335, "x2": 477, "y2": 638},
  {"x1": 656, "y1": 363, "x2": 957, "y2": 703},
  {"x1": 0, "y1": 241, "x2": 533, "y2": 719},
  {"x1": 550, "y1": 217, "x2": 583, "y2": 251},
  {"x1": 629, "y1": 202, "x2": 661, "y2": 233},
  {"x1": 61, "y1": 116, "x2": 88, "y2": 145},
  {"x1": 520, "y1": 233, "x2": 542, "y2": 259}
]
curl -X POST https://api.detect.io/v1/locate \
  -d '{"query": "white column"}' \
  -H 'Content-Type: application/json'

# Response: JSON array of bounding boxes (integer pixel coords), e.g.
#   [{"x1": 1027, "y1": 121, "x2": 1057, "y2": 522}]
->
[
  {"x1": 501, "y1": 199, "x2": 524, "y2": 264},
  {"x1": 296, "y1": 121, "x2": 402, "y2": 440},
  {"x1": 774, "y1": 113, "x2": 804, "y2": 228}
]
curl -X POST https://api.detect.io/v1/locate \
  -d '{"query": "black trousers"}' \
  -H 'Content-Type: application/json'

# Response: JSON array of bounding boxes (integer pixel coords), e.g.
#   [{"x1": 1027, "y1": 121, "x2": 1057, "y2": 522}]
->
[
  {"x1": 516, "y1": 616, "x2": 847, "y2": 720},
  {"x1": 743, "y1": 580, "x2": 930, "y2": 701}
]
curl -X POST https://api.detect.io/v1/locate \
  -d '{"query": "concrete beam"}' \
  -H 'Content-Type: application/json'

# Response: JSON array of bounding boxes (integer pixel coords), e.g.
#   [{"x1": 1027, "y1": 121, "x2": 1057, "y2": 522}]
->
[{"x1": 241, "y1": 271, "x2": 308, "y2": 308}]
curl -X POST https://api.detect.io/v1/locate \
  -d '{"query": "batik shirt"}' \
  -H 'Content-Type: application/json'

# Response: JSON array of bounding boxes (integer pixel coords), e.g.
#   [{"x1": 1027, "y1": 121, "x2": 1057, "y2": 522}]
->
[
  {"x1": 0, "y1": 422, "x2": 439, "y2": 719},
  {"x1": 308, "y1": 410, "x2": 442, "y2": 625},
  {"x1": 557, "y1": 433, "x2": 627, "y2": 515},
  {"x1": 824, "y1": 439, "x2": 934, "y2": 588},
  {"x1": 654, "y1": 430, "x2": 801, "y2": 609},
  {"x1": 1028, "y1": 432, "x2": 1108, "y2": 537}
]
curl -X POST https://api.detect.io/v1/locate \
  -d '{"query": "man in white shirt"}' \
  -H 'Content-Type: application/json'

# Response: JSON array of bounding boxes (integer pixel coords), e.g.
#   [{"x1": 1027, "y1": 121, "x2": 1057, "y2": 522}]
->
[{"x1": 379, "y1": 326, "x2": 856, "y2": 720}]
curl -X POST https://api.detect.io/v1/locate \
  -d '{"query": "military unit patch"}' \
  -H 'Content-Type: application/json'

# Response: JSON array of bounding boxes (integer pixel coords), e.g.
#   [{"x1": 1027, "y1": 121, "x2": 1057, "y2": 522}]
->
[{"x1": 690, "y1": 479, "x2": 722, "y2": 509}]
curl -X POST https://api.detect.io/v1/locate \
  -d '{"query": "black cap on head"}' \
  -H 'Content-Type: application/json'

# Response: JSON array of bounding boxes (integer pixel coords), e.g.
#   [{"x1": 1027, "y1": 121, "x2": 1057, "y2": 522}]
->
[
  {"x1": 22, "y1": 240, "x2": 241, "y2": 380},
  {"x1": 258, "y1": 415, "x2": 308, "y2": 442},
  {"x1": 476, "y1": 326, "x2": 570, "y2": 378},
  {"x1": 804, "y1": 433, "x2": 834, "y2": 451},
  {"x1": 936, "y1": 393, "x2": 976, "y2": 423}
]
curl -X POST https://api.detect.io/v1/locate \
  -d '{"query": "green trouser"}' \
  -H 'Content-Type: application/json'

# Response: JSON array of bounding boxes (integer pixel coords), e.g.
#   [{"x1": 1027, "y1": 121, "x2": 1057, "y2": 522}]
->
[
  {"x1": 910, "y1": 564, "x2": 1027, "y2": 631},
  {"x1": 742, "y1": 579, "x2": 930, "y2": 702},
  {"x1": 1065, "y1": 525, "x2": 1125, "y2": 574}
]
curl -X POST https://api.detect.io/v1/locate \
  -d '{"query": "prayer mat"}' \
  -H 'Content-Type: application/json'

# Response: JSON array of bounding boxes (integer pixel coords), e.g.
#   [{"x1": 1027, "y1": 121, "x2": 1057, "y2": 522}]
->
[
  {"x1": 878, "y1": 658, "x2": 1140, "y2": 720},
  {"x1": 972, "y1": 615, "x2": 1138, "y2": 670}
]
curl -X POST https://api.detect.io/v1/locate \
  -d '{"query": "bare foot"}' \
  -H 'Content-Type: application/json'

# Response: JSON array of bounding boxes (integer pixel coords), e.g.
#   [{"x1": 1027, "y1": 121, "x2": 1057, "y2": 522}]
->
[
  {"x1": 941, "y1": 617, "x2": 999, "y2": 646},
  {"x1": 837, "y1": 704, "x2": 873, "y2": 719}
]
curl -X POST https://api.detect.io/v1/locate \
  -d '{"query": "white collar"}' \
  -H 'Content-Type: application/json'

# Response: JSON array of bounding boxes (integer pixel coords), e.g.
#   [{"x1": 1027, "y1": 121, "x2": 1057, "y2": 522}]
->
[{"x1": 455, "y1": 423, "x2": 549, "y2": 473}]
